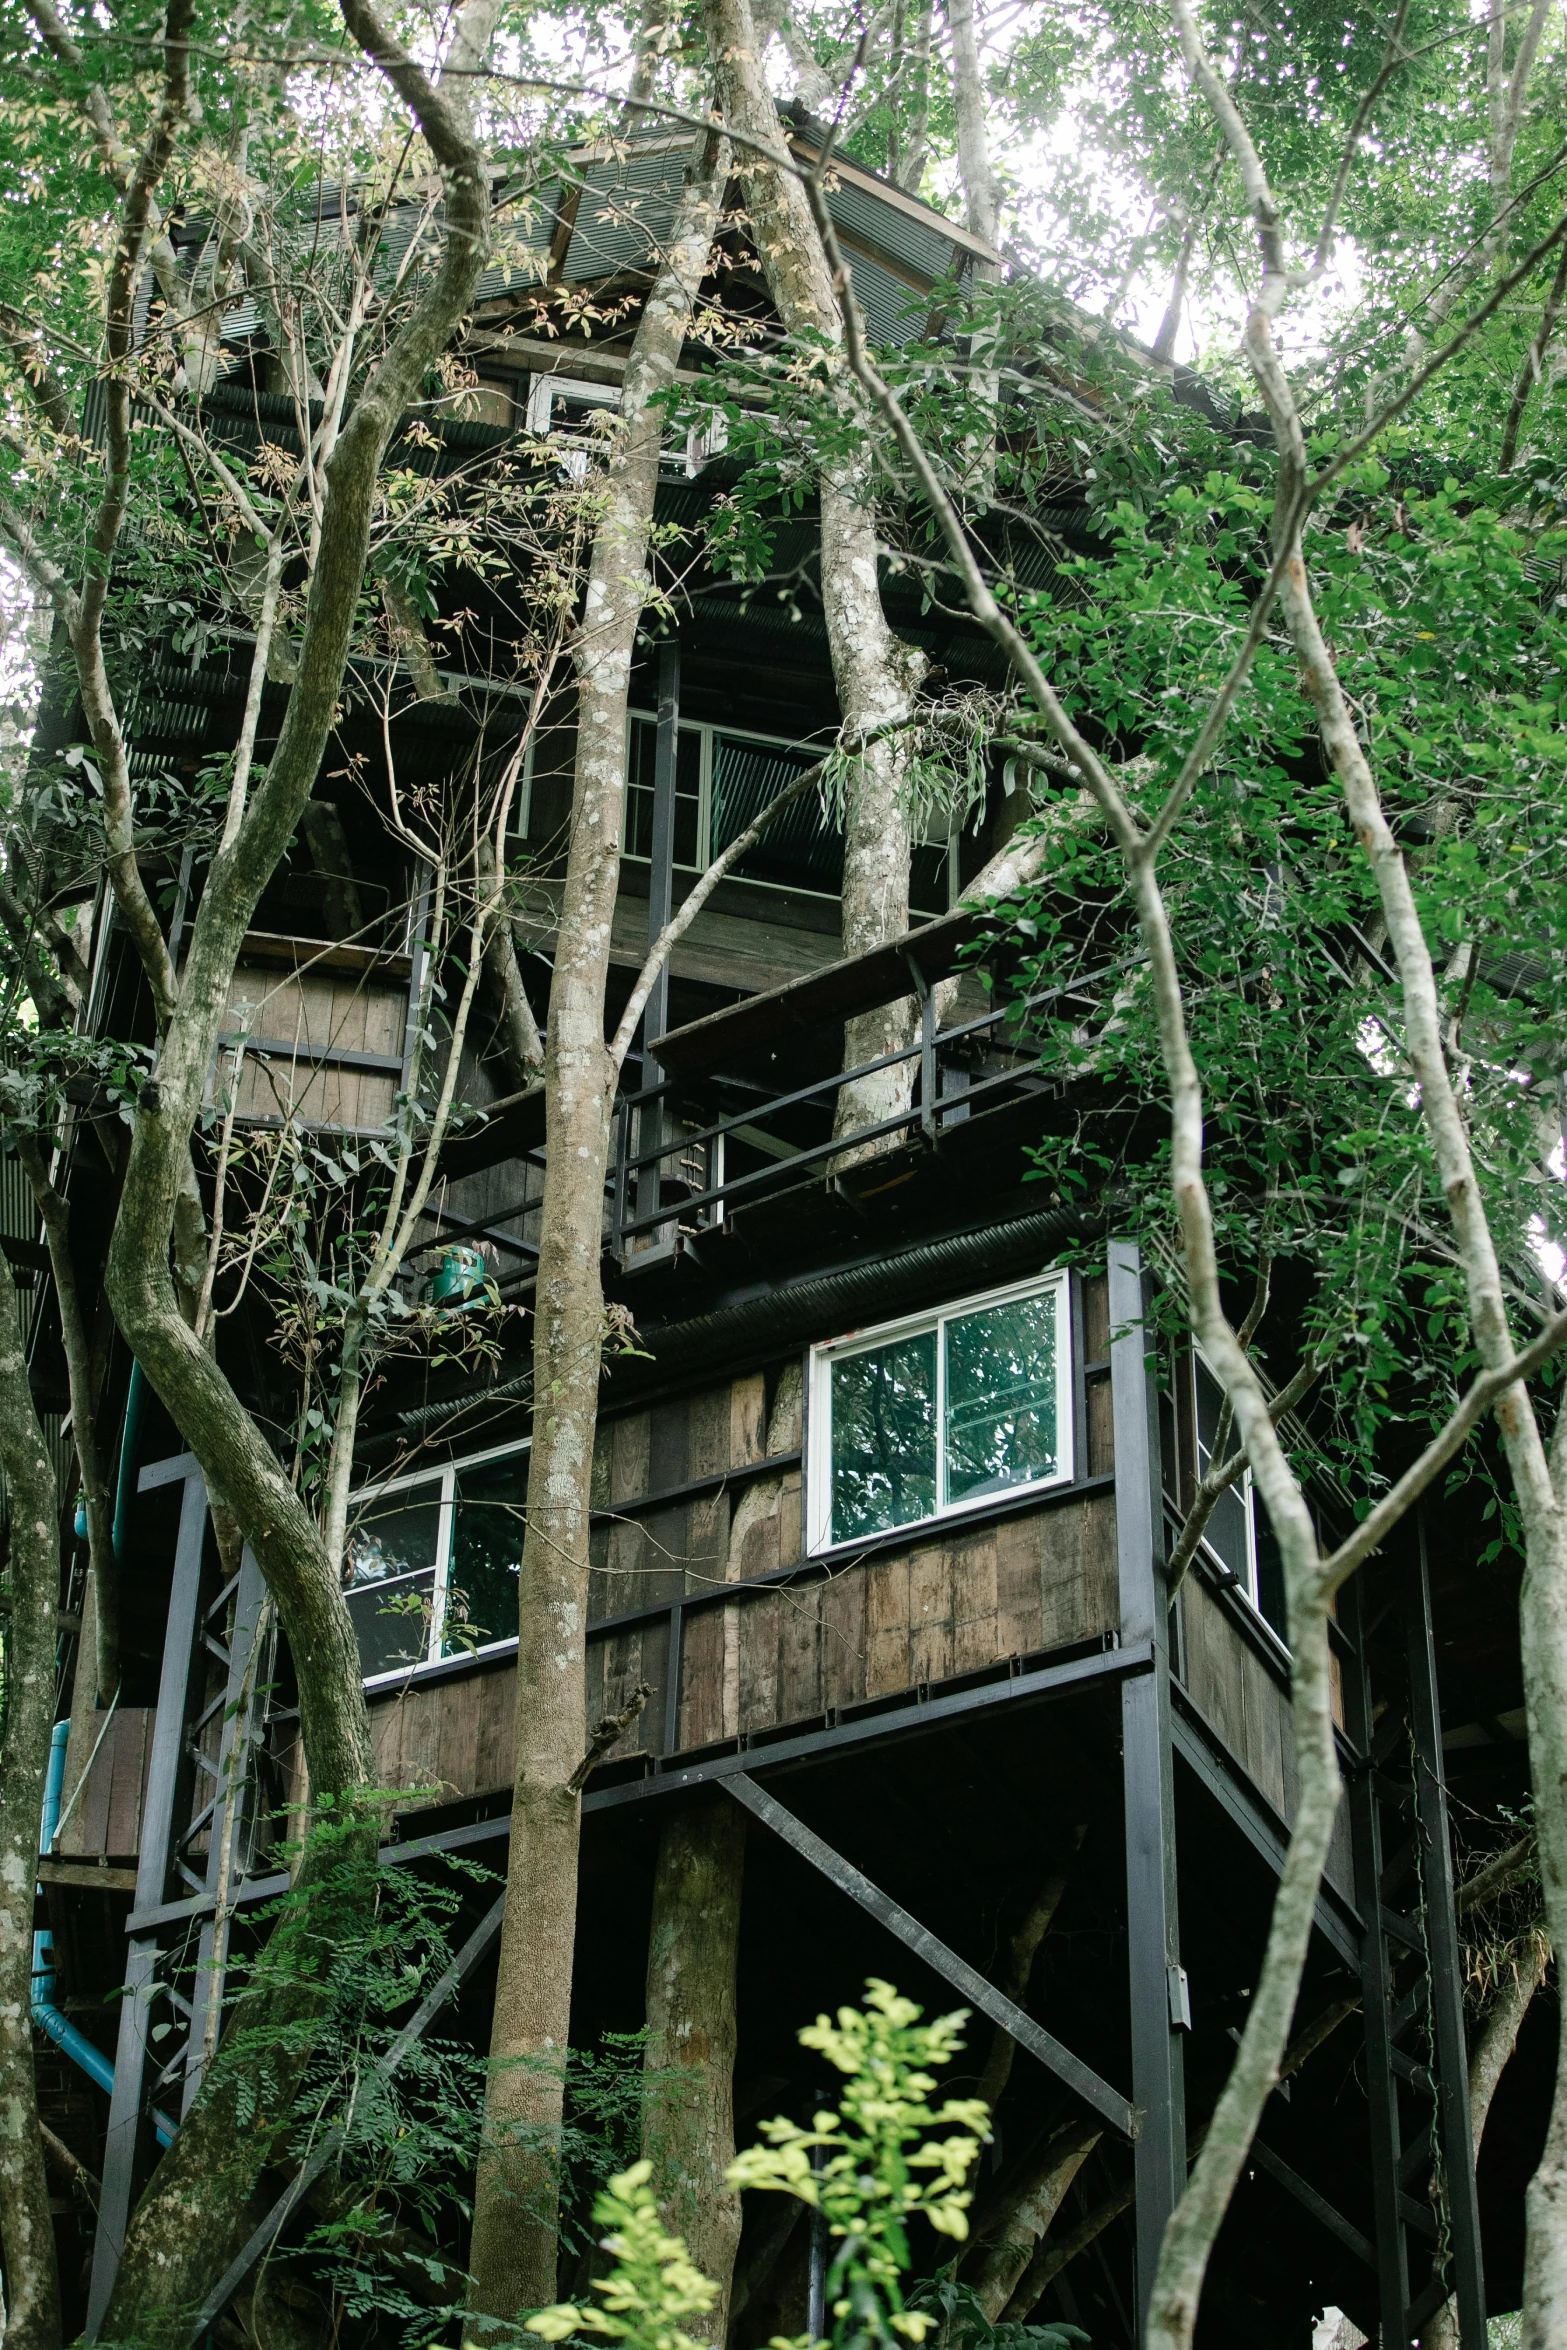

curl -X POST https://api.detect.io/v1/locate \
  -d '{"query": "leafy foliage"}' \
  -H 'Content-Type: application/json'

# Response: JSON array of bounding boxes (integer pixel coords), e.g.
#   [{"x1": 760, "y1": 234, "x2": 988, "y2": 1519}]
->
[{"x1": 529, "y1": 1982, "x2": 996, "y2": 2350}]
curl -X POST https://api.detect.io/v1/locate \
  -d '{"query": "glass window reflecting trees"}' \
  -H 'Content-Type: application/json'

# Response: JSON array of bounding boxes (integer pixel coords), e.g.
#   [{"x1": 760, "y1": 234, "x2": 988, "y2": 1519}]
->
[
  {"x1": 343, "y1": 1446, "x2": 529, "y2": 1682},
  {"x1": 809, "y1": 1274, "x2": 1072, "y2": 1551}
]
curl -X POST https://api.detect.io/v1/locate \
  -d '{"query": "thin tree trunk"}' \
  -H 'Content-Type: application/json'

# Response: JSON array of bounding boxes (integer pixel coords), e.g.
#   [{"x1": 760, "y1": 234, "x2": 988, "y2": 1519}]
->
[
  {"x1": 1499, "y1": 237, "x2": 1567, "y2": 470},
  {"x1": 0, "y1": 1257, "x2": 64, "y2": 2350},
  {"x1": 942, "y1": 0, "x2": 1001, "y2": 249},
  {"x1": 90, "y1": 4, "x2": 507, "y2": 2331},
  {"x1": 707, "y1": 0, "x2": 926, "y2": 1143},
  {"x1": 16, "y1": 1140, "x2": 117, "y2": 1702},
  {"x1": 1164, "y1": 12, "x2": 1567, "y2": 2342},
  {"x1": 642, "y1": 1795, "x2": 747, "y2": 2335},
  {"x1": 467, "y1": 110, "x2": 731, "y2": 2326},
  {"x1": 974, "y1": 1836, "x2": 1084, "y2": 2113}
]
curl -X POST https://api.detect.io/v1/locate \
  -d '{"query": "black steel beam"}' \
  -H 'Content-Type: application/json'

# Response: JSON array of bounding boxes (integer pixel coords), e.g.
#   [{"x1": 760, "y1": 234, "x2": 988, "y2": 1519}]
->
[
  {"x1": 1250, "y1": 2138, "x2": 1375, "y2": 2268},
  {"x1": 724, "y1": 1772, "x2": 1134, "y2": 2136},
  {"x1": 1408, "y1": 1524, "x2": 1487, "y2": 2350},
  {"x1": 1341, "y1": 1572, "x2": 1414, "y2": 2349},
  {"x1": 129, "y1": 1643, "x2": 1154, "y2": 1937}
]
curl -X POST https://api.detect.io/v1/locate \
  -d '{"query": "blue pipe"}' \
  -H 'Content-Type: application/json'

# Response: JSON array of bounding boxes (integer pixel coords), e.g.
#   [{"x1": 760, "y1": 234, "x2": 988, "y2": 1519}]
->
[{"x1": 34, "y1": 1720, "x2": 172, "y2": 2143}]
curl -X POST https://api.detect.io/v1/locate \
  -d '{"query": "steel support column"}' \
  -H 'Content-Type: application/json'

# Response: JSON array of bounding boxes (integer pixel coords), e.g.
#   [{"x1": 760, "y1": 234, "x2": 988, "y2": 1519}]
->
[
  {"x1": 1109, "y1": 1238, "x2": 1186, "y2": 2324},
  {"x1": 635, "y1": 638, "x2": 681, "y2": 1247},
  {"x1": 1342, "y1": 1534, "x2": 1485, "y2": 2350},
  {"x1": 1407, "y1": 1521, "x2": 1486, "y2": 2349},
  {"x1": 87, "y1": 1457, "x2": 208, "y2": 2338}
]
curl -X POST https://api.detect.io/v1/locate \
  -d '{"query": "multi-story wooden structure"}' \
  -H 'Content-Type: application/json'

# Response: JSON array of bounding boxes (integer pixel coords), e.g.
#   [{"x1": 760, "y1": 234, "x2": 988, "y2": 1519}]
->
[{"x1": 18, "y1": 121, "x2": 1542, "y2": 2350}]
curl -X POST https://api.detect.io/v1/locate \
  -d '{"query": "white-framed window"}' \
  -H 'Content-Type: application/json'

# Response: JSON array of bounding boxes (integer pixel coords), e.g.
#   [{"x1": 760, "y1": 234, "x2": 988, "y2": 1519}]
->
[
  {"x1": 344, "y1": 1438, "x2": 529, "y2": 1685},
  {"x1": 806, "y1": 1270, "x2": 1073, "y2": 1554},
  {"x1": 622, "y1": 710, "x2": 954, "y2": 914},
  {"x1": 523, "y1": 373, "x2": 724, "y2": 480},
  {"x1": 524, "y1": 373, "x2": 621, "y2": 479}
]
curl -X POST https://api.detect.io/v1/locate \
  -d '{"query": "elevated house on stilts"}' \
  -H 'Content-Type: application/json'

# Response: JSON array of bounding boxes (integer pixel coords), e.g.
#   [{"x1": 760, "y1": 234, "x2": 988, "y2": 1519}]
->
[{"x1": 13, "y1": 119, "x2": 1542, "y2": 2350}]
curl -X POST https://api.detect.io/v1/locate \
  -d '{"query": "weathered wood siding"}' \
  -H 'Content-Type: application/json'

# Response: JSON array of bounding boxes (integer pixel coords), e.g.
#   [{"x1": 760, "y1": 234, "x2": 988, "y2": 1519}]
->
[
  {"x1": 54, "y1": 1709, "x2": 156, "y2": 1860},
  {"x1": 361, "y1": 1315, "x2": 1120, "y2": 1803},
  {"x1": 1178, "y1": 1578, "x2": 1354, "y2": 1898},
  {"x1": 209, "y1": 937, "x2": 410, "y2": 1130}
]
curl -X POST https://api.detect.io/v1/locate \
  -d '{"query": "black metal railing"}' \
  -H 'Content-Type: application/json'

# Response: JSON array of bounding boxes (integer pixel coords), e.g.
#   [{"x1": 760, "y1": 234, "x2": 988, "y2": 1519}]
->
[{"x1": 609, "y1": 957, "x2": 1122, "y2": 1256}]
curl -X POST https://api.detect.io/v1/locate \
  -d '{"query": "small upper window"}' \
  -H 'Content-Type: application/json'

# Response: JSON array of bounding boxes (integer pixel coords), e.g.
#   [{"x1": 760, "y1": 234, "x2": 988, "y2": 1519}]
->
[
  {"x1": 808, "y1": 1273, "x2": 1072, "y2": 1552},
  {"x1": 1188, "y1": 1351, "x2": 1288, "y2": 1640}
]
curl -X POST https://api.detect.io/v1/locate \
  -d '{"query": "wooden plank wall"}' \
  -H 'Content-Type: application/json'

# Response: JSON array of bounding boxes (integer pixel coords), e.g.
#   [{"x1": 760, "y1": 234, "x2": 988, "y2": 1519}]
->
[
  {"x1": 1178, "y1": 1579, "x2": 1354, "y2": 1897},
  {"x1": 55, "y1": 1710, "x2": 156, "y2": 1860},
  {"x1": 214, "y1": 952, "x2": 407, "y2": 1129}
]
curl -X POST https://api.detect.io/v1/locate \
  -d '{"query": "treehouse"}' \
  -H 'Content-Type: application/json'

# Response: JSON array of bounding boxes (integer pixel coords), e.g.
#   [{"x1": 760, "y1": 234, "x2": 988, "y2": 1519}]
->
[{"x1": 13, "y1": 118, "x2": 1542, "y2": 2350}]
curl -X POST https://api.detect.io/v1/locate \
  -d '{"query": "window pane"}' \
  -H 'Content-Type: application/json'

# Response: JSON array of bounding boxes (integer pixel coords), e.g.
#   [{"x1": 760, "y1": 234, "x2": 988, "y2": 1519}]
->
[
  {"x1": 347, "y1": 1571, "x2": 435, "y2": 1676},
  {"x1": 627, "y1": 718, "x2": 701, "y2": 867},
  {"x1": 1254, "y1": 1508, "x2": 1288, "y2": 1641},
  {"x1": 711, "y1": 736, "x2": 841, "y2": 895},
  {"x1": 943, "y1": 1290, "x2": 1060, "y2": 1506},
  {"x1": 1194, "y1": 1357, "x2": 1253, "y2": 1587},
  {"x1": 347, "y1": 1492, "x2": 441, "y2": 1586},
  {"x1": 345, "y1": 1488, "x2": 442, "y2": 1677},
  {"x1": 450, "y1": 1453, "x2": 529, "y2": 1650},
  {"x1": 830, "y1": 1331, "x2": 937, "y2": 1540}
]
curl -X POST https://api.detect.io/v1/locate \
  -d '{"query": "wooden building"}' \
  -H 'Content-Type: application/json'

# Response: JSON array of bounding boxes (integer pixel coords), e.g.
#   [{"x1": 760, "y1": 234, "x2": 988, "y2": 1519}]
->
[{"x1": 17, "y1": 120, "x2": 1541, "y2": 2350}]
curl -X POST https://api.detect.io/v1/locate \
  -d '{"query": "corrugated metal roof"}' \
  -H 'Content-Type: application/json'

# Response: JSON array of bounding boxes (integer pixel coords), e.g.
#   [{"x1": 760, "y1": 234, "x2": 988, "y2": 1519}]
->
[
  {"x1": 826, "y1": 178, "x2": 963, "y2": 287},
  {"x1": 561, "y1": 147, "x2": 689, "y2": 283},
  {"x1": 844, "y1": 250, "x2": 932, "y2": 346}
]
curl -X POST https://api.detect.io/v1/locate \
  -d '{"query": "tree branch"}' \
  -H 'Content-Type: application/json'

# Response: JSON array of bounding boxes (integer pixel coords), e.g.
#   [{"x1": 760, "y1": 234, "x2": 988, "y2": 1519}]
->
[
  {"x1": 1167, "y1": 1350, "x2": 1327, "y2": 1601},
  {"x1": 609, "y1": 720, "x2": 908, "y2": 1071}
]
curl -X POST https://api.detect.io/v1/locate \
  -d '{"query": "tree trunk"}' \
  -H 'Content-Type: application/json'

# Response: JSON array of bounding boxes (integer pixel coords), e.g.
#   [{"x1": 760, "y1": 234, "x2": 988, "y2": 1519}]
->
[
  {"x1": 942, "y1": 0, "x2": 1001, "y2": 249},
  {"x1": 706, "y1": 0, "x2": 926, "y2": 1143},
  {"x1": 467, "y1": 114, "x2": 731, "y2": 2328},
  {"x1": 642, "y1": 1795, "x2": 747, "y2": 2334},
  {"x1": 0, "y1": 1258, "x2": 64, "y2": 2350},
  {"x1": 17, "y1": 1138, "x2": 117, "y2": 1702},
  {"x1": 94, "y1": 9, "x2": 505, "y2": 2331},
  {"x1": 1428, "y1": 1925, "x2": 1549, "y2": 2350},
  {"x1": 963, "y1": 2118, "x2": 1101, "y2": 2319},
  {"x1": 973, "y1": 1835, "x2": 1084, "y2": 2114}
]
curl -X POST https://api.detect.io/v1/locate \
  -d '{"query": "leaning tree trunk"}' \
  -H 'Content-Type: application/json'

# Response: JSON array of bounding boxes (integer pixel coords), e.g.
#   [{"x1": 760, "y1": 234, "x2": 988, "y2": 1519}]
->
[
  {"x1": 89, "y1": 8, "x2": 504, "y2": 2333},
  {"x1": 707, "y1": 0, "x2": 926, "y2": 1146},
  {"x1": 0, "y1": 1257, "x2": 64, "y2": 2350},
  {"x1": 17, "y1": 1139, "x2": 118, "y2": 1703},
  {"x1": 467, "y1": 113, "x2": 732, "y2": 2328},
  {"x1": 642, "y1": 1795, "x2": 747, "y2": 2333}
]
